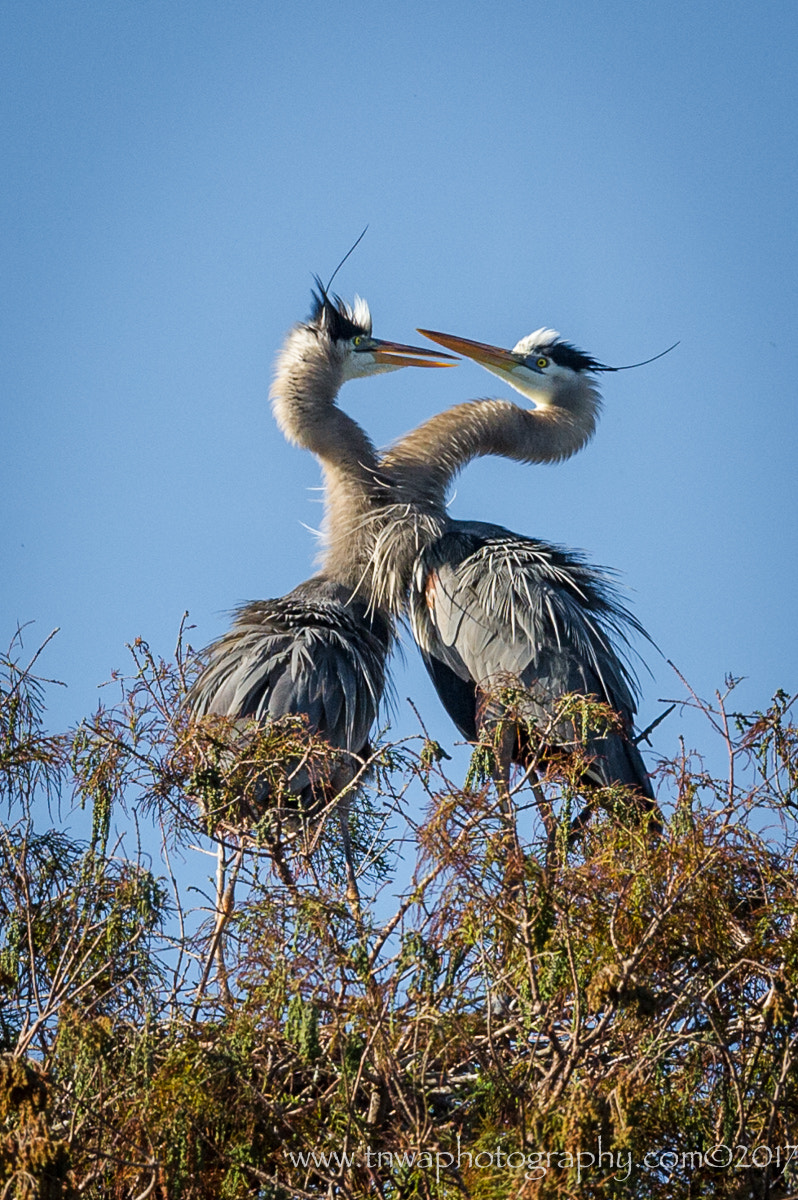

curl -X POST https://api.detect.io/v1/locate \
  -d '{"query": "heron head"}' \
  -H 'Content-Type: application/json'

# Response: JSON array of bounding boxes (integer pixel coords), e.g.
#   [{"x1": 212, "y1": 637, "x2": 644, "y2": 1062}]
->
[
  {"x1": 416, "y1": 326, "x2": 605, "y2": 406},
  {"x1": 307, "y1": 285, "x2": 457, "y2": 383},
  {"x1": 418, "y1": 325, "x2": 676, "y2": 406}
]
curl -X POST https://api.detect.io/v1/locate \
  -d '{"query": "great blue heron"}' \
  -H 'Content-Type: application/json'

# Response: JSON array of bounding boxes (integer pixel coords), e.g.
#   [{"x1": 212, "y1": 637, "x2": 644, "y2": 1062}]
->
[
  {"x1": 186, "y1": 288, "x2": 453, "y2": 841},
  {"x1": 373, "y1": 324, "x2": 665, "y2": 832}
]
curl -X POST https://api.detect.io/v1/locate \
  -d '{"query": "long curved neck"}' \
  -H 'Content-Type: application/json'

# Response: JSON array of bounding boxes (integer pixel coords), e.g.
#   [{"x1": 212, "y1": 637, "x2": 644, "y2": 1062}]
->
[
  {"x1": 368, "y1": 385, "x2": 600, "y2": 614},
  {"x1": 270, "y1": 329, "x2": 380, "y2": 593},
  {"x1": 381, "y1": 387, "x2": 600, "y2": 511}
]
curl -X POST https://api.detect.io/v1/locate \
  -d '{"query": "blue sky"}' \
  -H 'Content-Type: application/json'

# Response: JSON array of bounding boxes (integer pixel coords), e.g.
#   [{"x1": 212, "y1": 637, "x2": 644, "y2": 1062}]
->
[{"x1": 4, "y1": 0, "x2": 797, "y2": 802}]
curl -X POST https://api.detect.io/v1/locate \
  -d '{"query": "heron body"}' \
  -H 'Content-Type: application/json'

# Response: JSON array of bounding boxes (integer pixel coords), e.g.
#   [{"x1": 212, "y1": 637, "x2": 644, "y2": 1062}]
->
[
  {"x1": 187, "y1": 579, "x2": 393, "y2": 811},
  {"x1": 411, "y1": 523, "x2": 653, "y2": 797},
  {"x1": 375, "y1": 327, "x2": 658, "y2": 808},
  {"x1": 186, "y1": 289, "x2": 453, "y2": 817}
]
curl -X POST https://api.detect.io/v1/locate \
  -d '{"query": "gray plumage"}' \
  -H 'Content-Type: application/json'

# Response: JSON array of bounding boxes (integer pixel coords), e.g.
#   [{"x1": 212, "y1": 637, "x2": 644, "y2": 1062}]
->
[
  {"x1": 411, "y1": 524, "x2": 653, "y2": 797},
  {"x1": 189, "y1": 582, "x2": 388, "y2": 740},
  {"x1": 188, "y1": 580, "x2": 392, "y2": 813}
]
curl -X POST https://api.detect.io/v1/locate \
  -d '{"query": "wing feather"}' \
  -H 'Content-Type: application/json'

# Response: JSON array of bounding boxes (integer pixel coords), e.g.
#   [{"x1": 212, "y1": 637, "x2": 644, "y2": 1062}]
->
[
  {"x1": 186, "y1": 578, "x2": 391, "y2": 756},
  {"x1": 411, "y1": 522, "x2": 655, "y2": 796}
]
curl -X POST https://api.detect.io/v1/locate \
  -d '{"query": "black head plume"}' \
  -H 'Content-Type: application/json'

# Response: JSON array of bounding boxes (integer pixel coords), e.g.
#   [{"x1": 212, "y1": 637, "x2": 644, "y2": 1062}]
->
[
  {"x1": 537, "y1": 334, "x2": 678, "y2": 374},
  {"x1": 591, "y1": 341, "x2": 680, "y2": 373},
  {"x1": 308, "y1": 278, "x2": 371, "y2": 342},
  {"x1": 307, "y1": 226, "x2": 372, "y2": 341},
  {"x1": 324, "y1": 225, "x2": 369, "y2": 293},
  {"x1": 545, "y1": 340, "x2": 607, "y2": 373}
]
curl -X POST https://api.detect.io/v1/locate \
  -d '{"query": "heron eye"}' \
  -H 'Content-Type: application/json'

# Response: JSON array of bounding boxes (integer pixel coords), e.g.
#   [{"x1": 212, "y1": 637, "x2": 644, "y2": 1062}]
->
[
  {"x1": 536, "y1": 356, "x2": 549, "y2": 369},
  {"x1": 352, "y1": 335, "x2": 363, "y2": 347}
]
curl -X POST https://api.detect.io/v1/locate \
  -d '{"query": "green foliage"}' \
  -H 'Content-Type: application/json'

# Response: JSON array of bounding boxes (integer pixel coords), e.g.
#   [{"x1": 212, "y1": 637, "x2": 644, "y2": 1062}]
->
[{"x1": 1, "y1": 634, "x2": 797, "y2": 1198}]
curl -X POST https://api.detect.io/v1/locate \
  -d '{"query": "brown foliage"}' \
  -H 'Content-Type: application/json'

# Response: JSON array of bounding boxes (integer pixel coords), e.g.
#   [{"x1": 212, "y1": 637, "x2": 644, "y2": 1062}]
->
[{"x1": 1, "y1": 633, "x2": 798, "y2": 1198}]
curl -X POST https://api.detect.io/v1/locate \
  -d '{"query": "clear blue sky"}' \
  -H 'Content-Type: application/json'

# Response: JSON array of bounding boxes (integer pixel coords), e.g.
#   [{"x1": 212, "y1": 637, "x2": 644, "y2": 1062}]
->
[{"x1": 4, "y1": 0, "x2": 797, "y2": 794}]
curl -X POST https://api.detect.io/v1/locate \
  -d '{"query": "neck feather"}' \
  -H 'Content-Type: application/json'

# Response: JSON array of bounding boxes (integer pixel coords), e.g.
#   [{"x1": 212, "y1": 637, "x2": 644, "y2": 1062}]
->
[
  {"x1": 381, "y1": 388, "x2": 600, "y2": 510},
  {"x1": 270, "y1": 327, "x2": 381, "y2": 593}
]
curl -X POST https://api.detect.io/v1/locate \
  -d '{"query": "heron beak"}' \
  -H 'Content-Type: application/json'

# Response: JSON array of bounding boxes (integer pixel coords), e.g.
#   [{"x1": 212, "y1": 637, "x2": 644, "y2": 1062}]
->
[
  {"x1": 417, "y1": 329, "x2": 537, "y2": 376},
  {"x1": 369, "y1": 338, "x2": 458, "y2": 369}
]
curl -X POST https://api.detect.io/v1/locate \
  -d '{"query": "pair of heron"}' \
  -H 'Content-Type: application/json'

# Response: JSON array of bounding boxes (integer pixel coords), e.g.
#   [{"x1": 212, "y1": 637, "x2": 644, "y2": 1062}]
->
[{"x1": 187, "y1": 284, "x2": 659, "y2": 838}]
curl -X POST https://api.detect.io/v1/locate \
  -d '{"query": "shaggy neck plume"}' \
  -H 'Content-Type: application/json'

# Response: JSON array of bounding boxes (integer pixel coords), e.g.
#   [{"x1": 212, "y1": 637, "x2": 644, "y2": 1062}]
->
[{"x1": 270, "y1": 327, "x2": 382, "y2": 595}]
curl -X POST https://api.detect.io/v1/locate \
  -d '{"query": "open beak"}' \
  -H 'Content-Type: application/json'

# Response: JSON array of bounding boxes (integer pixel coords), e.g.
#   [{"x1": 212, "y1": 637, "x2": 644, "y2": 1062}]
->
[
  {"x1": 417, "y1": 329, "x2": 540, "y2": 377},
  {"x1": 368, "y1": 338, "x2": 458, "y2": 369}
]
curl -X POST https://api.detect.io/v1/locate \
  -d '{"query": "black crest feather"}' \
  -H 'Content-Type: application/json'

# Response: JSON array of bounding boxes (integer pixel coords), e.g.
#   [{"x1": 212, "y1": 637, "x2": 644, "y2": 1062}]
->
[
  {"x1": 545, "y1": 340, "x2": 606, "y2": 374},
  {"x1": 307, "y1": 278, "x2": 369, "y2": 342}
]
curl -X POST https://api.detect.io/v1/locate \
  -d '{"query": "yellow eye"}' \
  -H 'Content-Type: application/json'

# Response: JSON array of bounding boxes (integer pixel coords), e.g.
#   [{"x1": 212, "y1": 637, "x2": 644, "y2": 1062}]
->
[
  {"x1": 353, "y1": 335, "x2": 362, "y2": 346},
  {"x1": 537, "y1": 356, "x2": 548, "y2": 369}
]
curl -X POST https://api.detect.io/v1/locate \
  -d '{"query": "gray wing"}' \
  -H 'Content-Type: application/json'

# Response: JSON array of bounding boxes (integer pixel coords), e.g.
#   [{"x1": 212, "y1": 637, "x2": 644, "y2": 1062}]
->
[
  {"x1": 187, "y1": 578, "x2": 391, "y2": 757},
  {"x1": 411, "y1": 523, "x2": 654, "y2": 795}
]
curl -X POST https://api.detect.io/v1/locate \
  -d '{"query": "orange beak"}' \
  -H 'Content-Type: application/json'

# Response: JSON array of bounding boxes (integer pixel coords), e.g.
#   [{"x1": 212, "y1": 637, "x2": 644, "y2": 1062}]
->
[
  {"x1": 416, "y1": 329, "x2": 529, "y2": 373},
  {"x1": 368, "y1": 339, "x2": 458, "y2": 369}
]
